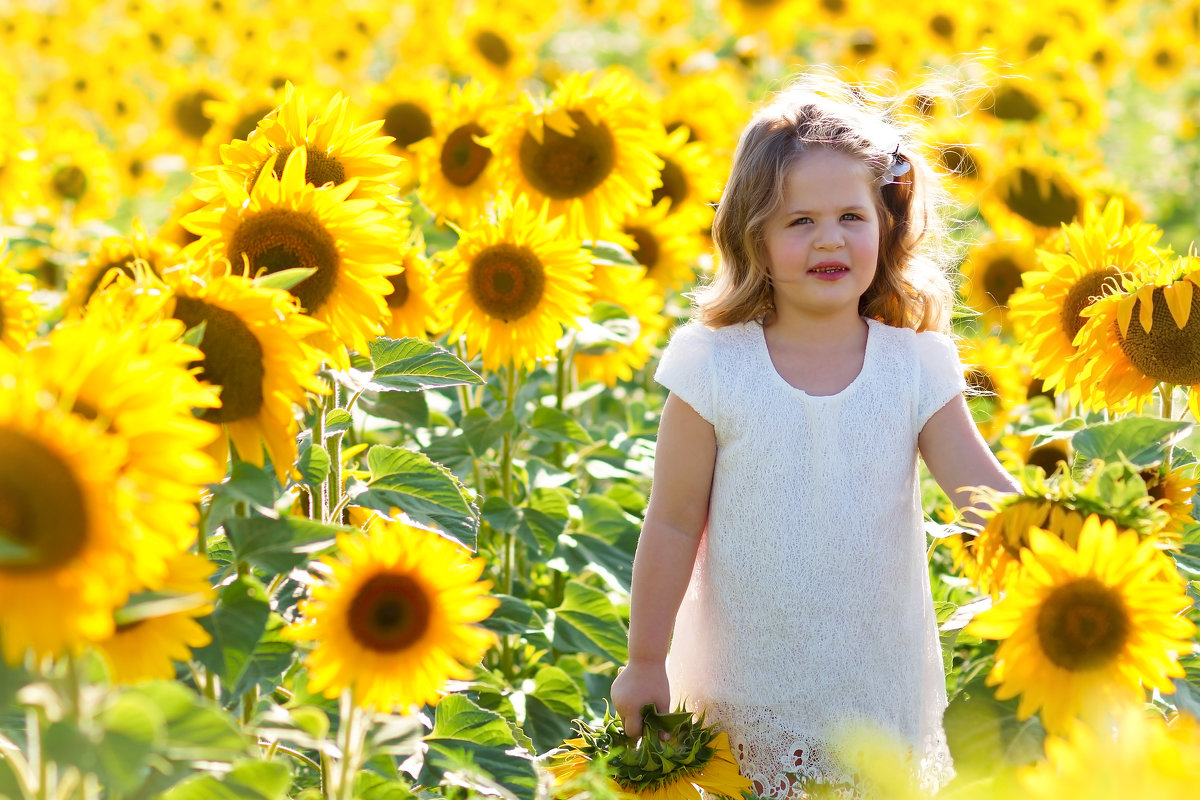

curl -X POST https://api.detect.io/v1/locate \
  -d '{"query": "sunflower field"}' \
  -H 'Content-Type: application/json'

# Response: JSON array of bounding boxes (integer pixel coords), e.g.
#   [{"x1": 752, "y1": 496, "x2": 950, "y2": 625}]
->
[{"x1": 2, "y1": 0, "x2": 1200, "y2": 797}]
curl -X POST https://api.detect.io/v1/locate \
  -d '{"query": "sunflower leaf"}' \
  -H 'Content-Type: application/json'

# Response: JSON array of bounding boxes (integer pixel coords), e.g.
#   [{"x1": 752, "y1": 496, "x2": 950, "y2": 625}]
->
[
  {"x1": 529, "y1": 406, "x2": 593, "y2": 445},
  {"x1": 356, "y1": 445, "x2": 479, "y2": 549},
  {"x1": 551, "y1": 581, "x2": 629, "y2": 663},
  {"x1": 522, "y1": 666, "x2": 585, "y2": 754},
  {"x1": 367, "y1": 337, "x2": 484, "y2": 392},
  {"x1": 160, "y1": 758, "x2": 292, "y2": 799},
  {"x1": 422, "y1": 694, "x2": 538, "y2": 800},
  {"x1": 1071, "y1": 417, "x2": 1193, "y2": 469},
  {"x1": 253, "y1": 266, "x2": 317, "y2": 292},
  {"x1": 192, "y1": 576, "x2": 272, "y2": 696},
  {"x1": 585, "y1": 241, "x2": 640, "y2": 267}
]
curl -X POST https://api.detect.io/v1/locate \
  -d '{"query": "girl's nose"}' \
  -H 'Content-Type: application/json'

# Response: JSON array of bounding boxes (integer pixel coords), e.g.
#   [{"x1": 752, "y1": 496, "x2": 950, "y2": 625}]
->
[{"x1": 815, "y1": 225, "x2": 845, "y2": 250}]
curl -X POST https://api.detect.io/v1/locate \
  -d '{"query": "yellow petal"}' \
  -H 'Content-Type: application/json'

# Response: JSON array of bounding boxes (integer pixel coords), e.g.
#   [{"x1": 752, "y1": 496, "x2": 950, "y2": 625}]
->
[
  {"x1": 1138, "y1": 286, "x2": 1156, "y2": 333},
  {"x1": 1162, "y1": 281, "x2": 1193, "y2": 329},
  {"x1": 544, "y1": 107, "x2": 578, "y2": 138},
  {"x1": 1117, "y1": 295, "x2": 1136, "y2": 339}
]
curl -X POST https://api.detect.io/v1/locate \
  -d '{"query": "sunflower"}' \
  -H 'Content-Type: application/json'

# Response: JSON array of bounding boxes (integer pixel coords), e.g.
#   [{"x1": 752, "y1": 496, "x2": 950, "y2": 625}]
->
[
  {"x1": 198, "y1": 85, "x2": 286, "y2": 163},
  {"x1": 33, "y1": 119, "x2": 120, "y2": 224},
  {"x1": 365, "y1": 70, "x2": 448, "y2": 171},
  {"x1": 716, "y1": 0, "x2": 802, "y2": 50},
  {"x1": 412, "y1": 80, "x2": 507, "y2": 224},
  {"x1": 1136, "y1": 24, "x2": 1193, "y2": 91},
  {"x1": 95, "y1": 551, "x2": 215, "y2": 683},
  {"x1": 283, "y1": 517, "x2": 498, "y2": 712},
  {"x1": 1141, "y1": 461, "x2": 1198, "y2": 535},
  {"x1": 152, "y1": 263, "x2": 328, "y2": 479},
  {"x1": 656, "y1": 71, "x2": 746, "y2": 157},
  {"x1": 954, "y1": 466, "x2": 1170, "y2": 597},
  {"x1": 1071, "y1": 255, "x2": 1200, "y2": 419},
  {"x1": 960, "y1": 234, "x2": 1039, "y2": 334},
  {"x1": 958, "y1": 335, "x2": 1029, "y2": 442},
  {"x1": 998, "y1": 433, "x2": 1074, "y2": 483},
  {"x1": 488, "y1": 69, "x2": 666, "y2": 240},
  {"x1": 449, "y1": 12, "x2": 540, "y2": 86},
  {"x1": 922, "y1": 116, "x2": 995, "y2": 205},
  {"x1": 618, "y1": 200, "x2": 704, "y2": 294},
  {"x1": 0, "y1": 256, "x2": 38, "y2": 351},
  {"x1": 384, "y1": 233, "x2": 443, "y2": 340},
  {"x1": 1020, "y1": 706, "x2": 1200, "y2": 799},
  {"x1": 573, "y1": 260, "x2": 668, "y2": 388},
  {"x1": 966, "y1": 516, "x2": 1195, "y2": 734},
  {"x1": 648, "y1": 125, "x2": 721, "y2": 229},
  {"x1": 154, "y1": 70, "x2": 233, "y2": 161},
  {"x1": 63, "y1": 226, "x2": 174, "y2": 316},
  {"x1": 978, "y1": 147, "x2": 1091, "y2": 239},
  {"x1": 1008, "y1": 199, "x2": 1164, "y2": 397},
  {"x1": 0, "y1": 351, "x2": 150, "y2": 662},
  {"x1": 195, "y1": 82, "x2": 405, "y2": 208},
  {"x1": 183, "y1": 147, "x2": 401, "y2": 364},
  {"x1": 547, "y1": 706, "x2": 751, "y2": 800},
  {"x1": 436, "y1": 195, "x2": 594, "y2": 372}
]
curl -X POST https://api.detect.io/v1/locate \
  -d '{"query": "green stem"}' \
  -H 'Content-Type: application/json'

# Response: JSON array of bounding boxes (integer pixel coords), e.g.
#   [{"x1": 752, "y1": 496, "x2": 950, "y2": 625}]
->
[
  {"x1": 269, "y1": 743, "x2": 322, "y2": 772},
  {"x1": 328, "y1": 384, "x2": 345, "y2": 526},
  {"x1": 499, "y1": 366, "x2": 520, "y2": 682},
  {"x1": 553, "y1": 345, "x2": 569, "y2": 468},
  {"x1": 196, "y1": 501, "x2": 210, "y2": 559},
  {"x1": 28, "y1": 706, "x2": 46, "y2": 800},
  {"x1": 1162, "y1": 382, "x2": 1176, "y2": 471},
  {"x1": 241, "y1": 686, "x2": 258, "y2": 728},
  {"x1": 313, "y1": 396, "x2": 329, "y2": 523}
]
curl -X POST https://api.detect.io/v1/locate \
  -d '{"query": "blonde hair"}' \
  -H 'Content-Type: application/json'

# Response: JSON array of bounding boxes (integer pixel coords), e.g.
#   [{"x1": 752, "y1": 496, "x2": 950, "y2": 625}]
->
[{"x1": 695, "y1": 75, "x2": 958, "y2": 333}]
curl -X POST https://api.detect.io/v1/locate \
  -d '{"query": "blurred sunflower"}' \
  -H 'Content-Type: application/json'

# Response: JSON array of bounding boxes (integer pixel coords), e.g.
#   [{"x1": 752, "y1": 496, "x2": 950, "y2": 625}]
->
[
  {"x1": 34, "y1": 120, "x2": 120, "y2": 223},
  {"x1": 63, "y1": 226, "x2": 174, "y2": 316},
  {"x1": 959, "y1": 335, "x2": 1028, "y2": 442},
  {"x1": 966, "y1": 516, "x2": 1195, "y2": 734},
  {"x1": 284, "y1": 517, "x2": 498, "y2": 712},
  {"x1": 717, "y1": 0, "x2": 801, "y2": 49},
  {"x1": 924, "y1": 118, "x2": 994, "y2": 205},
  {"x1": 953, "y1": 466, "x2": 1170, "y2": 597},
  {"x1": 1021, "y1": 706, "x2": 1200, "y2": 799},
  {"x1": 196, "y1": 82, "x2": 405, "y2": 208},
  {"x1": 413, "y1": 80, "x2": 506, "y2": 224},
  {"x1": 384, "y1": 234, "x2": 443, "y2": 341},
  {"x1": 1141, "y1": 461, "x2": 1198, "y2": 535},
  {"x1": 1071, "y1": 255, "x2": 1200, "y2": 418},
  {"x1": 184, "y1": 147, "x2": 401, "y2": 364},
  {"x1": 973, "y1": 73, "x2": 1053, "y2": 127},
  {"x1": 998, "y1": 432, "x2": 1074, "y2": 483},
  {"x1": 95, "y1": 551, "x2": 215, "y2": 683},
  {"x1": 0, "y1": 255, "x2": 38, "y2": 351},
  {"x1": 155, "y1": 71, "x2": 232, "y2": 160},
  {"x1": 619, "y1": 199, "x2": 704, "y2": 294},
  {"x1": 1136, "y1": 24, "x2": 1194, "y2": 91},
  {"x1": 1008, "y1": 199, "x2": 1164, "y2": 397},
  {"x1": 437, "y1": 195, "x2": 594, "y2": 372},
  {"x1": 488, "y1": 69, "x2": 665, "y2": 239},
  {"x1": 365, "y1": 71, "x2": 448, "y2": 188},
  {"x1": 649, "y1": 125, "x2": 721, "y2": 229},
  {"x1": 198, "y1": 85, "x2": 286, "y2": 163},
  {"x1": 573, "y1": 261, "x2": 668, "y2": 388},
  {"x1": 978, "y1": 148, "x2": 1090, "y2": 239},
  {"x1": 960, "y1": 234, "x2": 1039, "y2": 333},
  {"x1": 450, "y1": 12, "x2": 540, "y2": 86},
  {"x1": 657, "y1": 71, "x2": 747, "y2": 157},
  {"x1": 0, "y1": 352, "x2": 144, "y2": 662},
  {"x1": 157, "y1": 263, "x2": 328, "y2": 479}
]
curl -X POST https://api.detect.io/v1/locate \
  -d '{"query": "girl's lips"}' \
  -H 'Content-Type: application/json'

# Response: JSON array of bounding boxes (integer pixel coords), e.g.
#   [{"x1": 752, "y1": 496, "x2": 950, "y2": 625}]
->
[{"x1": 808, "y1": 262, "x2": 849, "y2": 274}]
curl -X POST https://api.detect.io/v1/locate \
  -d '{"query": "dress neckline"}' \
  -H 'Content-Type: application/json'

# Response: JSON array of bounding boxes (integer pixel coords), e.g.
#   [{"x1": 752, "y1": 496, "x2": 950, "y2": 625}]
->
[{"x1": 755, "y1": 317, "x2": 876, "y2": 400}]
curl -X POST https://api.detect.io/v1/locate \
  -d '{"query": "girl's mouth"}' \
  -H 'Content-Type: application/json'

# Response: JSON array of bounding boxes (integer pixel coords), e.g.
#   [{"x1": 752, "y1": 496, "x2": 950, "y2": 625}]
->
[{"x1": 809, "y1": 264, "x2": 848, "y2": 274}]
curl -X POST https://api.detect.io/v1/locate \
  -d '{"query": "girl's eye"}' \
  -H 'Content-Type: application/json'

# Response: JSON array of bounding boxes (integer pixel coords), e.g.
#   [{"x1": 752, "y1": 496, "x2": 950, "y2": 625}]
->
[
  {"x1": 790, "y1": 217, "x2": 812, "y2": 225},
  {"x1": 841, "y1": 213, "x2": 861, "y2": 221}
]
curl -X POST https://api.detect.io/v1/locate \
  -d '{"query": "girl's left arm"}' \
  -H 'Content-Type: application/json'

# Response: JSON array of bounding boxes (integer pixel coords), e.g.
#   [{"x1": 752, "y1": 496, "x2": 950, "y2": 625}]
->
[{"x1": 918, "y1": 394, "x2": 1020, "y2": 524}]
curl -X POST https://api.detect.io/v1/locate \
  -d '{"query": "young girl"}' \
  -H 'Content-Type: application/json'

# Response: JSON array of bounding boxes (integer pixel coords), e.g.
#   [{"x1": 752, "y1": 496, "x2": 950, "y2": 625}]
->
[{"x1": 611, "y1": 79, "x2": 1019, "y2": 797}]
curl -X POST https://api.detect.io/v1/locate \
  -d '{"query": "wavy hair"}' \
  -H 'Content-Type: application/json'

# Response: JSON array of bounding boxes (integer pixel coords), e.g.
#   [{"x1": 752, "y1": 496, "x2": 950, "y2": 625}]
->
[{"x1": 694, "y1": 76, "x2": 958, "y2": 333}]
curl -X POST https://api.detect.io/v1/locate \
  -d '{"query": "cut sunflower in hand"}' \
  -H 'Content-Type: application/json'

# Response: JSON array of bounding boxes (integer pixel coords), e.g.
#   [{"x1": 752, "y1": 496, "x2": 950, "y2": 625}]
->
[{"x1": 547, "y1": 704, "x2": 751, "y2": 800}]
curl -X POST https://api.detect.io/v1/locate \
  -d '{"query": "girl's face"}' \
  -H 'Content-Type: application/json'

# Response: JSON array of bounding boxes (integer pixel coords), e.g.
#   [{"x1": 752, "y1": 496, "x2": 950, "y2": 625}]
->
[{"x1": 763, "y1": 147, "x2": 880, "y2": 322}]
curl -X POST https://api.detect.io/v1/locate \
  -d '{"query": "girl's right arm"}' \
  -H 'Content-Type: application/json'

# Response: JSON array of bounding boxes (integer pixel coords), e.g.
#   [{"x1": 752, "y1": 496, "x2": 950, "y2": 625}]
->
[{"x1": 611, "y1": 391, "x2": 716, "y2": 739}]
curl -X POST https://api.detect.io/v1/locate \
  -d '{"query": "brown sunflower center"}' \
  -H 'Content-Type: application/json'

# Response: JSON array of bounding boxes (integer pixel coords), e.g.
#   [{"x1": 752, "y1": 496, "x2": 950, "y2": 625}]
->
[
  {"x1": 387, "y1": 270, "x2": 410, "y2": 309},
  {"x1": 173, "y1": 296, "x2": 265, "y2": 424},
  {"x1": 228, "y1": 207, "x2": 340, "y2": 313},
  {"x1": 473, "y1": 30, "x2": 512, "y2": 68},
  {"x1": 981, "y1": 256, "x2": 1023, "y2": 306},
  {"x1": 1060, "y1": 266, "x2": 1122, "y2": 343},
  {"x1": 665, "y1": 121, "x2": 699, "y2": 144},
  {"x1": 382, "y1": 102, "x2": 433, "y2": 149},
  {"x1": 518, "y1": 110, "x2": 616, "y2": 200},
  {"x1": 1026, "y1": 443, "x2": 1070, "y2": 476},
  {"x1": 53, "y1": 165, "x2": 88, "y2": 200},
  {"x1": 232, "y1": 105, "x2": 273, "y2": 141},
  {"x1": 347, "y1": 573, "x2": 431, "y2": 652},
  {"x1": 440, "y1": 123, "x2": 491, "y2": 187},
  {"x1": 1037, "y1": 576, "x2": 1129, "y2": 671},
  {"x1": 467, "y1": 243, "x2": 546, "y2": 322},
  {"x1": 1001, "y1": 167, "x2": 1081, "y2": 229},
  {"x1": 1117, "y1": 286, "x2": 1200, "y2": 386},
  {"x1": 252, "y1": 146, "x2": 346, "y2": 190},
  {"x1": 940, "y1": 145, "x2": 979, "y2": 180},
  {"x1": 627, "y1": 226, "x2": 660, "y2": 274},
  {"x1": 0, "y1": 427, "x2": 89, "y2": 572},
  {"x1": 173, "y1": 89, "x2": 219, "y2": 140},
  {"x1": 651, "y1": 158, "x2": 688, "y2": 211},
  {"x1": 929, "y1": 13, "x2": 955, "y2": 39},
  {"x1": 987, "y1": 85, "x2": 1042, "y2": 122},
  {"x1": 1026, "y1": 377, "x2": 1056, "y2": 402}
]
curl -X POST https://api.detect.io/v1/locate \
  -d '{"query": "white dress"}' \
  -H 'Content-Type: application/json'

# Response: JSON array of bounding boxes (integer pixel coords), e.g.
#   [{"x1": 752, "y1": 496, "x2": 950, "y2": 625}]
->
[{"x1": 655, "y1": 318, "x2": 964, "y2": 797}]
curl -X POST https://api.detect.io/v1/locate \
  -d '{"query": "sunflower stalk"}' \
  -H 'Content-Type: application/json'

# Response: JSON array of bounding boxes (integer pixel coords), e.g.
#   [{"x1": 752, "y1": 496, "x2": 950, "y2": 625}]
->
[
  {"x1": 313, "y1": 395, "x2": 329, "y2": 523},
  {"x1": 1160, "y1": 382, "x2": 1176, "y2": 472},
  {"x1": 327, "y1": 383, "x2": 345, "y2": 526}
]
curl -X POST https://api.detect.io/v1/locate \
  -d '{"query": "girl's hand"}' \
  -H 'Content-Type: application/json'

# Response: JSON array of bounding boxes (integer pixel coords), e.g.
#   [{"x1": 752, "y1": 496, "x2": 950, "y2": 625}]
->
[{"x1": 611, "y1": 658, "x2": 670, "y2": 739}]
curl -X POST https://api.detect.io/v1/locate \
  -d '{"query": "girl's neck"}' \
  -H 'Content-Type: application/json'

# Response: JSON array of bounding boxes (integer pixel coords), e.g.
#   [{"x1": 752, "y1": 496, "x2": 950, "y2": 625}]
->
[{"x1": 764, "y1": 307, "x2": 868, "y2": 351}]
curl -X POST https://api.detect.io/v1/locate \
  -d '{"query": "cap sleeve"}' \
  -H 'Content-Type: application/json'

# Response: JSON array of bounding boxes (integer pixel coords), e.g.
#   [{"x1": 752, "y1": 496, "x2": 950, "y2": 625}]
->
[
  {"x1": 916, "y1": 331, "x2": 967, "y2": 430},
  {"x1": 654, "y1": 322, "x2": 716, "y2": 425}
]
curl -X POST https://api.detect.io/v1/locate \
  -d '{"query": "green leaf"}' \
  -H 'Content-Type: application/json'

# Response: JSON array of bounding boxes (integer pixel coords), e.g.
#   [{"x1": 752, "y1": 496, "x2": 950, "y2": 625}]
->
[
  {"x1": 223, "y1": 516, "x2": 342, "y2": 576},
  {"x1": 523, "y1": 666, "x2": 584, "y2": 753},
  {"x1": 324, "y1": 408, "x2": 353, "y2": 436},
  {"x1": 528, "y1": 406, "x2": 593, "y2": 445},
  {"x1": 478, "y1": 594, "x2": 547, "y2": 637},
  {"x1": 182, "y1": 320, "x2": 208, "y2": 349},
  {"x1": 210, "y1": 461, "x2": 279, "y2": 514},
  {"x1": 359, "y1": 389, "x2": 430, "y2": 427},
  {"x1": 229, "y1": 614, "x2": 298, "y2": 699},
  {"x1": 192, "y1": 576, "x2": 271, "y2": 695},
  {"x1": 296, "y1": 440, "x2": 330, "y2": 488},
  {"x1": 124, "y1": 681, "x2": 248, "y2": 761},
  {"x1": 943, "y1": 675, "x2": 1044, "y2": 780},
  {"x1": 578, "y1": 494, "x2": 639, "y2": 539},
  {"x1": 356, "y1": 772, "x2": 417, "y2": 800},
  {"x1": 551, "y1": 581, "x2": 628, "y2": 663},
  {"x1": 574, "y1": 304, "x2": 641, "y2": 355},
  {"x1": 254, "y1": 266, "x2": 317, "y2": 291},
  {"x1": 1072, "y1": 417, "x2": 1193, "y2": 469},
  {"x1": 481, "y1": 493, "x2": 568, "y2": 557},
  {"x1": 367, "y1": 337, "x2": 484, "y2": 392},
  {"x1": 162, "y1": 758, "x2": 291, "y2": 799},
  {"x1": 462, "y1": 407, "x2": 519, "y2": 455},
  {"x1": 354, "y1": 445, "x2": 479, "y2": 549},
  {"x1": 421, "y1": 694, "x2": 537, "y2": 800},
  {"x1": 95, "y1": 692, "x2": 166, "y2": 792},
  {"x1": 585, "y1": 240, "x2": 639, "y2": 266}
]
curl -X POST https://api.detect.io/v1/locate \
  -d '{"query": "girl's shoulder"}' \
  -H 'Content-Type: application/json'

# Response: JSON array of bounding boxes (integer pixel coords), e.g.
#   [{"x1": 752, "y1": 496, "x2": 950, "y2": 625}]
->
[{"x1": 664, "y1": 319, "x2": 759, "y2": 355}]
